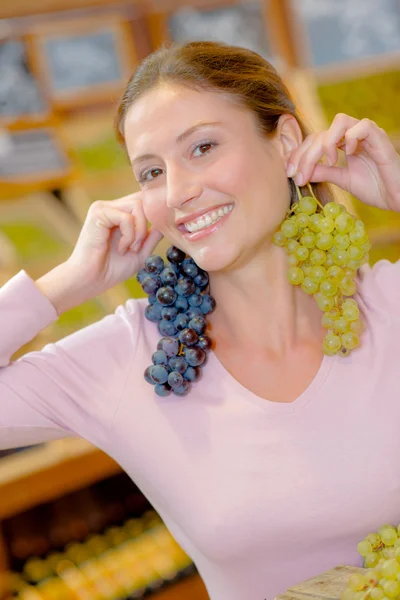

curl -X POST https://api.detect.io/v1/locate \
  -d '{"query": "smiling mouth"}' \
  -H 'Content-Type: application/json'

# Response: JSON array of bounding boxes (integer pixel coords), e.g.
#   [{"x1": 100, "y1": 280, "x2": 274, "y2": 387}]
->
[{"x1": 178, "y1": 204, "x2": 234, "y2": 234}]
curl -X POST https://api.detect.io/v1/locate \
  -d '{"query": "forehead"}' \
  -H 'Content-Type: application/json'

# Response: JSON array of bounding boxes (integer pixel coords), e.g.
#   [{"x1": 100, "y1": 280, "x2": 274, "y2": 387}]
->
[{"x1": 123, "y1": 84, "x2": 252, "y2": 155}]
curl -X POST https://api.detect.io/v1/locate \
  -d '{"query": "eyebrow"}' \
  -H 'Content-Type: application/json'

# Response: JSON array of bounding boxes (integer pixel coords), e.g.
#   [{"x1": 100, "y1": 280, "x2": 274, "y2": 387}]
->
[{"x1": 130, "y1": 121, "x2": 222, "y2": 166}]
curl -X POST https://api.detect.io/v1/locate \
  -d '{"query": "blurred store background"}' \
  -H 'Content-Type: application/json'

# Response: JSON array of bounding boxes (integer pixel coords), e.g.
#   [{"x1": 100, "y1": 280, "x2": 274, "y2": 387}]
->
[{"x1": 0, "y1": 0, "x2": 399, "y2": 598}]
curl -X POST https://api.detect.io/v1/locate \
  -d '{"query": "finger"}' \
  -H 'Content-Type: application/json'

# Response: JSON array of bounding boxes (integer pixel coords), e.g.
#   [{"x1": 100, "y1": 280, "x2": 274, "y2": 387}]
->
[
  {"x1": 139, "y1": 228, "x2": 164, "y2": 257},
  {"x1": 91, "y1": 203, "x2": 135, "y2": 249},
  {"x1": 343, "y1": 118, "x2": 391, "y2": 159},
  {"x1": 308, "y1": 163, "x2": 350, "y2": 192},
  {"x1": 129, "y1": 202, "x2": 148, "y2": 252},
  {"x1": 287, "y1": 132, "x2": 316, "y2": 177},
  {"x1": 294, "y1": 114, "x2": 360, "y2": 185}
]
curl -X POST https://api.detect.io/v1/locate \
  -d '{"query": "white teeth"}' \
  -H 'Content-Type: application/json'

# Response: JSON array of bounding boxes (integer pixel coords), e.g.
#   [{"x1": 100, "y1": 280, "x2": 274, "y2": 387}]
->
[{"x1": 183, "y1": 204, "x2": 233, "y2": 233}]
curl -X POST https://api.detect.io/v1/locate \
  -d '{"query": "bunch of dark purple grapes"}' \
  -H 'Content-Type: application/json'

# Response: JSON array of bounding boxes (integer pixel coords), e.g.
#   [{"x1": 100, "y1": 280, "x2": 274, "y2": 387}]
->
[{"x1": 136, "y1": 246, "x2": 216, "y2": 397}]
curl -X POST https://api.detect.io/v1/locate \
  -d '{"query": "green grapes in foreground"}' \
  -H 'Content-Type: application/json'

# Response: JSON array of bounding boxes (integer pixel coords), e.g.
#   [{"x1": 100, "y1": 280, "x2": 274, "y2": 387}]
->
[
  {"x1": 273, "y1": 183, "x2": 371, "y2": 357},
  {"x1": 342, "y1": 524, "x2": 400, "y2": 600}
]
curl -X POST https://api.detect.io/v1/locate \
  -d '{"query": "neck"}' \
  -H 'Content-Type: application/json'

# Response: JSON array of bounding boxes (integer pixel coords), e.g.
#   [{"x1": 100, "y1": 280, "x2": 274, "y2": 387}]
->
[{"x1": 207, "y1": 244, "x2": 325, "y2": 359}]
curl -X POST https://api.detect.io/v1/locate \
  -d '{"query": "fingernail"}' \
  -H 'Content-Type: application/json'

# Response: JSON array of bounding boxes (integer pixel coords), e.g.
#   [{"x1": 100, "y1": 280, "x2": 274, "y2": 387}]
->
[
  {"x1": 295, "y1": 172, "x2": 304, "y2": 186},
  {"x1": 287, "y1": 164, "x2": 296, "y2": 177}
]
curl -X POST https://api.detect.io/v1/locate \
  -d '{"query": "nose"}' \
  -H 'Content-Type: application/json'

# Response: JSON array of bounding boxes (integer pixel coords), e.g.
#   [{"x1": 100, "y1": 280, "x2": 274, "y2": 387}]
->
[{"x1": 165, "y1": 163, "x2": 203, "y2": 209}]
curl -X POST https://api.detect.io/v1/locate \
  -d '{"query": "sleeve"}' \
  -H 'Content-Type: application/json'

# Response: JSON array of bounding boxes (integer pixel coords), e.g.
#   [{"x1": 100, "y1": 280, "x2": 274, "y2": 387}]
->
[
  {"x1": 0, "y1": 271, "x2": 138, "y2": 450},
  {"x1": 357, "y1": 259, "x2": 400, "y2": 318}
]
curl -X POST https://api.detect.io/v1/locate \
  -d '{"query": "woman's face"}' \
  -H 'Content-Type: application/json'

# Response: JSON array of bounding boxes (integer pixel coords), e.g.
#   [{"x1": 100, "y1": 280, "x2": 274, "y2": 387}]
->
[{"x1": 124, "y1": 84, "x2": 294, "y2": 272}]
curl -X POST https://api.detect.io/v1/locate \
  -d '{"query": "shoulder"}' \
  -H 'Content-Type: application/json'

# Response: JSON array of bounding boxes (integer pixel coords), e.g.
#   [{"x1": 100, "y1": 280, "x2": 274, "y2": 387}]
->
[{"x1": 356, "y1": 259, "x2": 400, "y2": 322}]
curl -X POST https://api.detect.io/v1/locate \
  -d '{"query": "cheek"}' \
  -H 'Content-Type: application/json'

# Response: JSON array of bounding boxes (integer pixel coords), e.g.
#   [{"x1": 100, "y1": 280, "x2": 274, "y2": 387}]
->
[{"x1": 142, "y1": 189, "x2": 168, "y2": 228}]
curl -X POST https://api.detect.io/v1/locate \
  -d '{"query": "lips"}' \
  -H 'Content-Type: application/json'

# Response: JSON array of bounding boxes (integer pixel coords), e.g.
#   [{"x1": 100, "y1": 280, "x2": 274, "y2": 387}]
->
[{"x1": 175, "y1": 203, "x2": 233, "y2": 229}]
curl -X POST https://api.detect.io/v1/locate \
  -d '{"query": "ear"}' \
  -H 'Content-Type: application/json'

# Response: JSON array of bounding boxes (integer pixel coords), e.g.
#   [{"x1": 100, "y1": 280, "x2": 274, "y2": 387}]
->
[{"x1": 274, "y1": 114, "x2": 303, "y2": 168}]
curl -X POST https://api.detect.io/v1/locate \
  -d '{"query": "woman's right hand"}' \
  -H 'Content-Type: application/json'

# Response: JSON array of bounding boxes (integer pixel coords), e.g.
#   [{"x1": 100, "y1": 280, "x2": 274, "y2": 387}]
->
[{"x1": 66, "y1": 192, "x2": 163, "y2": 297}]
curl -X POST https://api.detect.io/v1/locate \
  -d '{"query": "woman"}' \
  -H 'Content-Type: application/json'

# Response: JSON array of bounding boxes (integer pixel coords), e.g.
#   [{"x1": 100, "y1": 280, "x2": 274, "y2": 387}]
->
[{"x1": 1, "y1": 42, "x2": 400, "y2": 600}]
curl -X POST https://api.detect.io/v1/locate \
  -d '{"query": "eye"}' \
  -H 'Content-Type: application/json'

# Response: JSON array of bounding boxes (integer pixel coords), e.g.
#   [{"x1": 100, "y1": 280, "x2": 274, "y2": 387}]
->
[
  {"x1": 138, "y1": 167, "x2": 164, "y2": 184},
  {"x1": 192, "y1": 141, "x2": 216, "y2": 157}
]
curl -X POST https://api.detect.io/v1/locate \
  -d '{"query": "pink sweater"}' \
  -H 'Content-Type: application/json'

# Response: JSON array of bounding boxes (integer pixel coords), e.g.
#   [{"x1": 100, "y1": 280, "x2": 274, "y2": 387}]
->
[{"x1": 1, "y1": 261, "x2": 400, "y2": 600}]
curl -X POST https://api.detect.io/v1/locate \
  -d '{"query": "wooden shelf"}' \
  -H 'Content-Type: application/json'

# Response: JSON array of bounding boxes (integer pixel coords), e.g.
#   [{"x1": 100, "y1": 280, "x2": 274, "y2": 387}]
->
[{"x1": 0, "y1": 439, "x2": 122, "y2": 520}]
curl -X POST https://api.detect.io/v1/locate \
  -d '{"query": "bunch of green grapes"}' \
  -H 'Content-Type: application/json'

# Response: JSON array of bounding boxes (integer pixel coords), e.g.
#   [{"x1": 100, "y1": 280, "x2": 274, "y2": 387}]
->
[
  {"x1": 342, "y1": 524, "x2": 400, "y2": 599},
  {"x1": 273, "y1": 184, "x2": 371, "y2": 357}
]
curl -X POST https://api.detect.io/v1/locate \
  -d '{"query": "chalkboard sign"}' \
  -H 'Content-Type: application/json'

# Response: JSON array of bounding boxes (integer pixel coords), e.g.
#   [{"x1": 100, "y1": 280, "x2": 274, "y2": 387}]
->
[
  {"x1": 0, "y1": 128, "x2": 69, "y2": 180},
  {"x1": 0, "y1": 40, "x2": 47, "y2": 122},
  {"x1": 31, "y1": 17, "x2": 136, "y2": 108},
  {"x1": 293, "y1": 0, "x2": 400, "y2": 67},
  {"x1": 168, "y1": 2, "x2": 271, "y2": 60}
]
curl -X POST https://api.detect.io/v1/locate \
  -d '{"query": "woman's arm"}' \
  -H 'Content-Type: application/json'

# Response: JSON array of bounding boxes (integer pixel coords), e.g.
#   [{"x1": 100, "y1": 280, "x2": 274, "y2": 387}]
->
[{"x1": 0, "y1": 270, "x2": 137, "y2": 450}]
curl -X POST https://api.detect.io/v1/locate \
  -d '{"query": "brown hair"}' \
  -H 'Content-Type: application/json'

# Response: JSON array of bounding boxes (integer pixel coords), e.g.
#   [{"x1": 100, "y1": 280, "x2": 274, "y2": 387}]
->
[{"x1": 115, "y1": 40, "x2": 333, "y2": 205}]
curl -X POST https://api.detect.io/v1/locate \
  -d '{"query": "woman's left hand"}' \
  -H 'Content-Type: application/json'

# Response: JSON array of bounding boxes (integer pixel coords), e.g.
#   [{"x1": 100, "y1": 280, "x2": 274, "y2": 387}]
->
[{"x1": 287, "y1": 113, "x2": 400, "y2": 211}]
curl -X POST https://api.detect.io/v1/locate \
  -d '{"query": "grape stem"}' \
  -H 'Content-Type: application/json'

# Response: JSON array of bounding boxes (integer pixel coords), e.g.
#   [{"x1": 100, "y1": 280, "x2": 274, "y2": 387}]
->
[{"x1": 306, "y1": 183, "x2": 325, "y2": 211}]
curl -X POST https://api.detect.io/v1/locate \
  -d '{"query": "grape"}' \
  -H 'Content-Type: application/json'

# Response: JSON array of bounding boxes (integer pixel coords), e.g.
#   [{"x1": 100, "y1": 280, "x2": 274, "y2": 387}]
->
[
  {"x1": 145, "y1": 304, "x2": 162, "y2": 323},
  {"x1": 168, "y1": 371, "x2": 184, "y2": 389},
  {"x1": 189, "y1": 316, "x2": 207, "y2": 335},
  {"x1": 194, "y1": 270, "x2": 209, "y2": 287},
  {"x1": 175, "y1": 277, "x2": 196, "y2": 297},
  {"x1": 332, "y1": 249, "x2": 349, "y2": 266},
  {"x1": 197, "y1": 335, "x2": 212, "y2": 351},
  {"x1": 168, "y1": 356, "x2": 188, "y2": 374},
  {"x1": 184, "y1": 347, "x2": 206, "y2": 367},
  {"x1": 323, "y1": 202, "x2": 341, "y2": 218},
  {"x1": 148, "y1": 293, "x2": 157, "y2": 305},
  {"x1": 142, "y1": 275, "x2": 162, "y2": 295},
  {"x1": 308, "y1": 213, "x2": 322, "y2": 232},
  {"x1": 273, "y1": 231, "x2": 286, "y2": 246},
  {"x1": 166, "y1": 246, "x2": 185, "y2": 264},
  {"x1": 175, "y1": 296, "x2": 189, "y2": 313},
  {"x1": 379, "y1": 526, "x2": 398, "y2": 546},
  {"x1": 287, "y1": 239, "x2": 300, "y2": 253},
  {"x1": 281, "y1": 219, "x2": 298, "y2": 237},
  {"x1": 299, "y1": 196, "x2": 317, "y2": 215},
  {"x1": 295, "y1": 213, "x2": 309, "y2": 228},
  {"x1": 161, "y1": 306, "x2": 178, "y2": 321},
  {"x1": 173, "y1": 380, "x2": 191, "y2": 396},
  {"x1": 145, "y1": 255, "x2": 165, "y2": 274},
  {"x1": 310, "y1": 265, "x2": 327, "y2": 284},
  {"x1": 358, "y1": 541, "x2": 373, "y2": 557},
  {"x1": 158, "y1": 320, "x2": 177, "y2": 336},
  {"x1": 152, "y1": 350, "x2": 168, "y2": 366},
  {"x1": 184, "y1": 366, "x2": 201, "y2": 382},
  {"x1": 339, "y1": 277, "x2": 357, "y2": 296},
  {"x1": 200, "y1": 294, "x2": 216, "y2": 315},
  {"x1": 295, "y1": 246, "x2": 309, "y2": 261},
  {"x1": 350, "y1": 228, "x2": 368, "y2": 245},
  {"x1": 188, "y1": 293, "x2": 202, "y2": 307},
  {"x1": 179, "y1": 328, "x2": 198, "y2": 346},
  {"x1": 186, "y1": 307, "x2": 203, "y2": 319},
  {"x1": 287, "y1": 266, "x2": 304, "y2": 285},
  {"x1": 287, "y1": 253, "x2": 299, "y2": 267},
  {"x1": 319, "y1": 280, "x2": 338, "y2": 297},
  {"x1": 316, "y1": 233, "x2": 334, "y2": 250},
  {"x1": 155, "y1": 383, "x2": 171, "y2": 397},
  {"x1": 310, "y1": 248, "x2": 326, "y2": 265},
  {"x1": 335, "y1": 212, "x2": 355, "y2": 234},
  {"x1": 348, "y1": 245, "x2": 364, "y2": 261},
  {"x1": 314, "y1": 292, "x2": 334, "y2": 312},
  {"x1": 180, "y1": 258, "x2": 199, "y2": 278},
  {"x1": 323, "y1": 333, "x2": 341, "y2": 355},
  {"x1": 144, "y1": 366, "x2": 154, "y2": 384},
  {"x1": 160, "y1": 267, "x2": 178, "y2": 286},
  {"x1": 301, "y1": 277, "x2": 319, "y2": 295},
  {"x1": 327, "y1": 266, "x2": 345, "y2": 283},
  {"x1": 334, "y1": 233, "x2": 350, "y2": 250},
  {"x1": 300, "y1": 231, "x2": 316, "y2": 248},
  {"x1": 342, "y1": 304, "x2": 359, "y2": 322},
  {"x1": 157, "y1": 337, "x2": 180, "y2": 357},
  {"x1": 319, "y1": 217, "x2": 335, "y2": 234},
  {"x1": 174, "y1": 313, "x2": 190, "y2": 331},
  {"x1": 149, "y1": 365, "x2": 169, "y2": 384},
  {"x1": 136, "y1": 268, "x2": 148, "y2": 284},
  {"x1": 156, "y1": 286, "x2": 177, "y2": 306}
]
